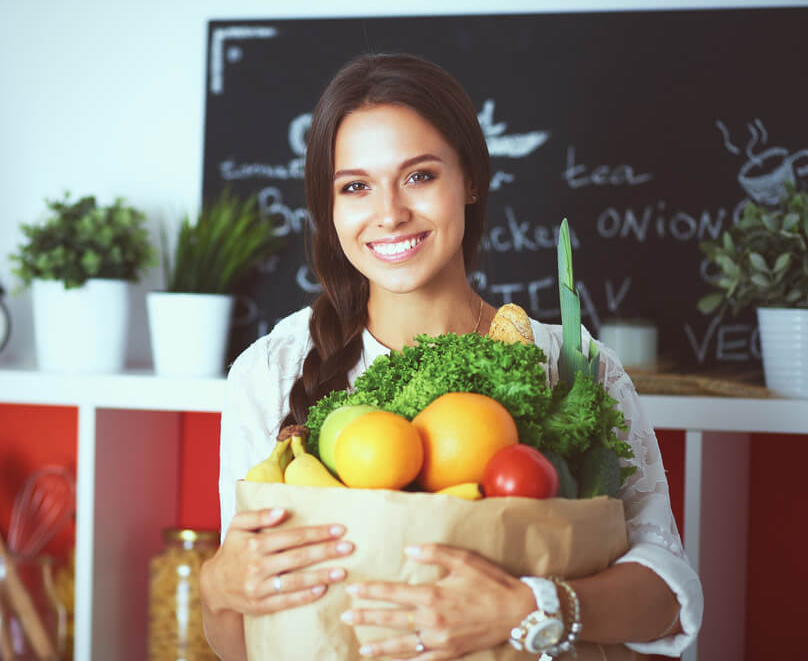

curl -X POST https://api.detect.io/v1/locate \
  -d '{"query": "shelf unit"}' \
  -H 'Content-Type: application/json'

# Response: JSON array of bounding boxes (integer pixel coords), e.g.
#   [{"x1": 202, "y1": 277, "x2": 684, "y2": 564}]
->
[{"x1": 1, "y1": 365, "x2": 806, "y2": 661}]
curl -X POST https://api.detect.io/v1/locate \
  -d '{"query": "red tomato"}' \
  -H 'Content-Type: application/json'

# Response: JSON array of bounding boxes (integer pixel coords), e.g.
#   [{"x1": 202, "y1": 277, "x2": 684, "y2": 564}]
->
[{"x1": 482, "y1": 444, "x2": 559, "y2": 499}]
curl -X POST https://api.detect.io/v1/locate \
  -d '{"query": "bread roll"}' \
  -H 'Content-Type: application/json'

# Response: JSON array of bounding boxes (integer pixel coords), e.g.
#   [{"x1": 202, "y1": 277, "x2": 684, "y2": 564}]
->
[{"x1": 487, "y1": 303, "x2": 534, "y2": 345}]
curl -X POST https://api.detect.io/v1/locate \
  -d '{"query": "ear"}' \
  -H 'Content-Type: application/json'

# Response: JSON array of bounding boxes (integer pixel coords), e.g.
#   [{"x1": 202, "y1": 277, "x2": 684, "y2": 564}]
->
[{"x1": 465, "y1": 181, "x2": 478, "y2": 205}]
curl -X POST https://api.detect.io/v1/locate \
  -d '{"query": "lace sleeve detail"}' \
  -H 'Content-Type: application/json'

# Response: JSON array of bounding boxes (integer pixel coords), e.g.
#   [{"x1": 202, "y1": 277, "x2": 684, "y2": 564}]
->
[
  {"x1": 597, "y1": 342, "x2": 686, "y2": 558},
  {"x1": 592, "y1": 335, "x2": 704, "y2": 655}
]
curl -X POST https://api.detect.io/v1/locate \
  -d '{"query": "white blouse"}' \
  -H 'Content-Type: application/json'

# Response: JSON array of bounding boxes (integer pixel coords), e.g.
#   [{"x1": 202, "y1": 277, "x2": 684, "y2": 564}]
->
[{"x1": 219, "y1": 306, "x2": 703, "y2": 657}]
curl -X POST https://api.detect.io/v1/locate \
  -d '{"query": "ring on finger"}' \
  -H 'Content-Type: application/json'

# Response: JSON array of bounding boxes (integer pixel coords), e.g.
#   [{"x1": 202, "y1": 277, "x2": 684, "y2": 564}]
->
[
  {"x1": 414, "y1": 631, "x2": 426, "y2": 653},
  {"x1": 407, "y1": 610, "x2": 416, "y2": 630},
  {"x1": 273, "y1": 575, "x2": 283, "y2": 593}
]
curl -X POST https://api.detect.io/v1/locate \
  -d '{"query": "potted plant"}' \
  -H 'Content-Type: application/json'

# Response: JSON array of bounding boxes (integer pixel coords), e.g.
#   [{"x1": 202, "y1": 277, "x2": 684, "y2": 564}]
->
[
  {"x1": 148, "y1": 189, "x2": 281, "y2": 377},
  {"x1": 9, "y1": 193, "x2": 155, "y2": 374},
  {"x1": 698, "y1": 180, "x2": 808, "y2": 397}
]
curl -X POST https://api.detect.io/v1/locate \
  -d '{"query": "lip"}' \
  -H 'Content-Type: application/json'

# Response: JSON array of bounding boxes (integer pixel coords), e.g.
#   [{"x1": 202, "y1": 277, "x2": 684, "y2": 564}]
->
[{"x1": 366, "y1": 231, "x2": 430, "y2": 263}]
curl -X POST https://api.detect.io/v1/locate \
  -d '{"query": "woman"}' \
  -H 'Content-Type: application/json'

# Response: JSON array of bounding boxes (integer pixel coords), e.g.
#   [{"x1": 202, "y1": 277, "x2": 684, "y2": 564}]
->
[{"x1": 200, "y1": 53, "x2": 703, "y2": 660}]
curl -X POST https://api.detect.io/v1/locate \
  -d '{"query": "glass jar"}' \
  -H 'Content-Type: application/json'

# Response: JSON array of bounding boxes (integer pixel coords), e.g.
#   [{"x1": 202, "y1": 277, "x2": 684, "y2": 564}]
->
[
  {"x1": 148, "y1": 529, "x2": 219, "y2": 661},
  {"x1": 0, "y1": 553, "x2": 68, "y2": 661}
]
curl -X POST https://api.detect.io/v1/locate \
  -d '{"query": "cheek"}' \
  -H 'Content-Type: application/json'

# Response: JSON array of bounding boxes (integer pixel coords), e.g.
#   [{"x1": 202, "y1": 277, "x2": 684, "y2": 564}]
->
[{"x1": 332, "y1": 207, "x2": 372, "y2": 276}]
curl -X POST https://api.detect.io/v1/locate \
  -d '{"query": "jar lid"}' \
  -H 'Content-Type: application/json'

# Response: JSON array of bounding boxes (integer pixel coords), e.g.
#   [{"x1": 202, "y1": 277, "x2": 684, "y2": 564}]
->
[{"x1": 162, "y1": 528, "x2": 219, "y2": 543}]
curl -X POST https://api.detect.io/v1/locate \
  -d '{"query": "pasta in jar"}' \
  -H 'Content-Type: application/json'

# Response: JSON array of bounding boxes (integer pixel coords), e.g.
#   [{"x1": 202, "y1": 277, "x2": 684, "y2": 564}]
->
[{"x1": 148, "y1": 529, "x2": 219, "y2": 661}]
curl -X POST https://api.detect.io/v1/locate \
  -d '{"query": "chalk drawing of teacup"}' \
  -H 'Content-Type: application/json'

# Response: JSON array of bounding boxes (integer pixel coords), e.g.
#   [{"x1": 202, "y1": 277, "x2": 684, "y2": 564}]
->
[{"x1": 739, "y1": 146, "x2": 808, "y2": 206}]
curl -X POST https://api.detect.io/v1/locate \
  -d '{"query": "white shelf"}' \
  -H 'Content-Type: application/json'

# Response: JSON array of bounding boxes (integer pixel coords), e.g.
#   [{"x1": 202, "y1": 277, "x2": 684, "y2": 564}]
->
[
  {"x1": 641, "y1": 394, "x2": 808, "y2": 434},
  {"x1": 3, "y1": 365, "x2": 807, "y2": 431},
  {"x1": 0, "y1": 365, "x2": 226, "y2": 411},
  {"x1": 2, "y1": 367, "x2": 807, "y2": 661}
]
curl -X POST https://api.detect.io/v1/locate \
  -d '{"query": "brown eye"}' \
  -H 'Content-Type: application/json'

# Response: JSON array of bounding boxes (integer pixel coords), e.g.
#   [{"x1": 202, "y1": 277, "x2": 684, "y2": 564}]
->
[
  {"x1": 407, "y1": 171, "x2": 434, "y2": 184},
  {"x1": 342, "y1": 181, "x2": 368, "y2": 193}
]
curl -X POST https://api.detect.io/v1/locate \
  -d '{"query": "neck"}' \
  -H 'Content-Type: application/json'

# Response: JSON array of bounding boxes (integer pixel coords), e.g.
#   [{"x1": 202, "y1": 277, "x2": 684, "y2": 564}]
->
[{"x1": 366, "y1": 281, "x2": 481, "y2": 352}]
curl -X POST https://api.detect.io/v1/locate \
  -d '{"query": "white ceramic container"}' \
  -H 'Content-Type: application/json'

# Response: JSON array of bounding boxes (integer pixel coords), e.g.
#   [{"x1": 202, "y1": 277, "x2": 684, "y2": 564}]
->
[
  {"x1": 32, "y1": 278, "x2": 129, "y2": 374},
  {"x1": 147, "y1": 292, "x2": 235, "y2": 377},
  {"x1": 756, "y1": 307, "x2": 808, "y2": 399},
  {"x1": 598, "y1": 318, "x2": 658, "y2": 369}
]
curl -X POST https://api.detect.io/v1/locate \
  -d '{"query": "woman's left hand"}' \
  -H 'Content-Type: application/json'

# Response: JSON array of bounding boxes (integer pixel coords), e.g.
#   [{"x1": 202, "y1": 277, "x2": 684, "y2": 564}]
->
[{"x1": 340, "y1": 543, "x2": 536, "y2": 660}]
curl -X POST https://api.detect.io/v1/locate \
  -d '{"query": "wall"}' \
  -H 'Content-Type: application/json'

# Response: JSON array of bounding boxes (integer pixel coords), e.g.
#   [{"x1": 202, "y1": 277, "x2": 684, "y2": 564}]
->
[{"x1": 0, "y1": 0, "x2": 802, "y2": 366}]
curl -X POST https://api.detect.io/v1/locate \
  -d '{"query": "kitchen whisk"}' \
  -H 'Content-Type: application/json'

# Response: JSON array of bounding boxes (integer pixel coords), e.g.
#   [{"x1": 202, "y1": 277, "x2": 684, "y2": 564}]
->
[{"x1": 8, "y1": 466, "x2": 76, "y2": 558}]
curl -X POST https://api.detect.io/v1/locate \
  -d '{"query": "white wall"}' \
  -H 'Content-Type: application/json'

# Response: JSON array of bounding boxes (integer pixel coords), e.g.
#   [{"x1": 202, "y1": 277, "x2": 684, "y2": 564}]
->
[{"x1": 0, "y1": 0, "x2": 801, "y2": 367}]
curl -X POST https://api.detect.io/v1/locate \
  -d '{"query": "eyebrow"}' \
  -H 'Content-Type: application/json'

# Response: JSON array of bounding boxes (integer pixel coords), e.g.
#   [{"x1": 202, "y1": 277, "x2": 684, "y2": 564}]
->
[{"x1": 333, "y1": 153, "x2": 444, "y2": 181}]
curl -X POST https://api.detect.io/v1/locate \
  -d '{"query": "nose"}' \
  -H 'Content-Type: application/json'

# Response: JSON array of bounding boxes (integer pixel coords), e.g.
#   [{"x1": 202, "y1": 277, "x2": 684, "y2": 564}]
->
[{"x1": 377, "y1": 185, "x2": 411, "y2": 229}]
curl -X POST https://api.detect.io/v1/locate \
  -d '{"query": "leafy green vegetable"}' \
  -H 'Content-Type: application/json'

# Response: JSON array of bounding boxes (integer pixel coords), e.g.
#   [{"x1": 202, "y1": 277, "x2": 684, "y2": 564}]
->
[
  {"x1": 542, "y1": 449, "x2": 578, "y2": 499},
  {"x1": 577, "y1": 445, "x2": 622, "y2": 498},
  {"x1": 306, "y1": 332, "x2": 552, "y2": 458}
]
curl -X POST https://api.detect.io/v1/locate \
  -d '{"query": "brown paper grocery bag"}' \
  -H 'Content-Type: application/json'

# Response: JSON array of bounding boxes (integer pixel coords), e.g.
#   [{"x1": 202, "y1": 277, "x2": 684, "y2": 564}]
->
[{"x1": 236, "y1": 481, "x2": 635, "y2": 661}]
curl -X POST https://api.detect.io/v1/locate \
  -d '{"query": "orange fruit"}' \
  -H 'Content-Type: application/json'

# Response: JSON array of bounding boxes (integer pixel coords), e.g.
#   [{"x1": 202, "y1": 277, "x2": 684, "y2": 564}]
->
[
  {"x1": 412, "y1": 392, "x2": 518, "y2": 492},
  {"x1": 334, "y1": 410, "x2": 424, "y2": 489}
]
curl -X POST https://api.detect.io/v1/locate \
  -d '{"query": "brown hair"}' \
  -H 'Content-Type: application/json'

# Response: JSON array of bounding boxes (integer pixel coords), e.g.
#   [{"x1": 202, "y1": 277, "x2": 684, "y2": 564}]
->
[{"x1": 282, "y1": 52, "x2": 491, "y2": 427}]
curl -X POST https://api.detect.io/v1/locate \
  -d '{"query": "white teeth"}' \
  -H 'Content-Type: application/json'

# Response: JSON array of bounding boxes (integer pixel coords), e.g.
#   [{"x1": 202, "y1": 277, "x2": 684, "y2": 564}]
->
[{"x1": 371, "y1": 235, "x2": 424, "y2": 256}]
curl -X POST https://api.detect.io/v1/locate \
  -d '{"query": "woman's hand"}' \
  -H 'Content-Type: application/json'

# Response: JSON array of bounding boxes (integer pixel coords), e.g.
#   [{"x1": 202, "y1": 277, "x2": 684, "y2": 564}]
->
[
  {"x1": 201, "y1": 507, "x2": 355, "y2": 617},
  {"x1": 339, "y1": 543, "x2": 535, "y2": 660}
]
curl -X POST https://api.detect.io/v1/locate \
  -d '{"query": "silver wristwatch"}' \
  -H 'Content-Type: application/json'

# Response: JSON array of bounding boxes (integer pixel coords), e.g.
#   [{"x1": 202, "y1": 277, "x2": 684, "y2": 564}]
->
[{"x1": 509, "y1": 577, "x2": 565, "y2": 654}]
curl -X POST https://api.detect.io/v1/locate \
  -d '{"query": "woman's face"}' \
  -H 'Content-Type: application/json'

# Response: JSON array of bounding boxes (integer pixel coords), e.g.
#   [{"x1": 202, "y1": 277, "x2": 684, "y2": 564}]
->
[{"x1": 332, "y1": 103, "x2": 472, "y2": 295}]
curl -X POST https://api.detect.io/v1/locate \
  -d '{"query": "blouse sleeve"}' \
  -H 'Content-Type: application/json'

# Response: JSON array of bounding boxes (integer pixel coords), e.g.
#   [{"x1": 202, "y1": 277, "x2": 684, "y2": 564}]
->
[
  {"x1": 591, "y1": 333, "x2": 704, "y2": 656},
  {"x1": 218, "y1": 308, "x2": 312, "y2": 538}
]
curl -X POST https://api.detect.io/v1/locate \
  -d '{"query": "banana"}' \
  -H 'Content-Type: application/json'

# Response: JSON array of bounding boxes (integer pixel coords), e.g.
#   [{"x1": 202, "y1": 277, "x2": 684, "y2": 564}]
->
[
  {"x1": 435, "y1": 482, "x2": 484, "y2": 500},
  {"x1": 245, "y1": 437, "x2": 292, "y2": 483},
  {"x1": 283, "y1": 435, "x2": 347, "y2": 488}
]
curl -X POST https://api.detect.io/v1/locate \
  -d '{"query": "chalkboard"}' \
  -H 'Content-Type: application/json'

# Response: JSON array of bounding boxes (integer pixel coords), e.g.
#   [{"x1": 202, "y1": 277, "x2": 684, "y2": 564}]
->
[{"x1": 202, "y1": 8, "x2": 808, "y2": 370}]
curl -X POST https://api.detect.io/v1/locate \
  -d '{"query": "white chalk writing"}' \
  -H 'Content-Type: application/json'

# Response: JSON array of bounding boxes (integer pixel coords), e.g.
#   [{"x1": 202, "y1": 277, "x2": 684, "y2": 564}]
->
[
  {"x1": 563, "y1": 146, "x2": 652, "y2": 188},
  {"x1": 210, "y1": 26, "x2": 278, "y2": 95}
]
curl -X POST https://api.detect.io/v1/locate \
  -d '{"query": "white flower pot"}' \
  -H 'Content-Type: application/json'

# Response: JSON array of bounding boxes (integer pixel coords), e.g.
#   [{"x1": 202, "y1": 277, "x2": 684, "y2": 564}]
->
[
  {"x1": 32, "y1": 278, "x2": 130, "y2": 374},
  {"x1": 147, "y1": 292, "x2": 235, "y2": 377},
  {"x1": 756, "y1": 307, "x2": 808, "y2": 399}
]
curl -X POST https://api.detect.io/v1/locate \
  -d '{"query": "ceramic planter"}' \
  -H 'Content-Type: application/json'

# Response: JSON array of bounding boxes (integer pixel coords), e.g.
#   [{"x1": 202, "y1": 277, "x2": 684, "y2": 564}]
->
[
  {"x1": 31, "y1": 278, "x2": 129, "y2": 374},
  {"x1": 756, "y1": 307, "x2": 808, "y2": 399},
  {"x1": 147, "y1": 292, "x2": 235, "y2": 377}
]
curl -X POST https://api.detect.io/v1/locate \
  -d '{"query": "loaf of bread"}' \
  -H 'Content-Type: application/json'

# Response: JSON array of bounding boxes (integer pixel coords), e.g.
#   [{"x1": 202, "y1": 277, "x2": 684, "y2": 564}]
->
[{"x1": 487, "y1": 303, "x2": 534, "y2": 345}]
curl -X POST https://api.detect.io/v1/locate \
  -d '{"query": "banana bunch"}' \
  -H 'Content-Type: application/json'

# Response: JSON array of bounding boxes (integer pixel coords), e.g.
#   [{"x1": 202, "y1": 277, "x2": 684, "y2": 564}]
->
[{"x1": 245, "y1": 426, "x2": 346, "y2": 488}]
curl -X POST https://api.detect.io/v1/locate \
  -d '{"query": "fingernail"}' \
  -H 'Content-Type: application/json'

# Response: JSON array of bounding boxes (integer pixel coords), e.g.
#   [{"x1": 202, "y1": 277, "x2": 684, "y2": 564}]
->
[
  {"x1": 404, "y1": 545, "x2": 421, "y2": 557},
  {"x1": 359, "y1": 644, "x2": 374, "y2": 656},
  {"x1": 340, "y1": 610, "x2": 355, "y2": 624},
  {"x1": 336, "y1": 541, "x2": 354, "y2": 554},
  {"x1": 311, "y1": 584, "x2": 326, "y2": 596},
  {"x1": 346, "y1": 583, "x2": 359, "y2": 595},
  {"x1": 268, "y1": 508, "x2": 284, "y2": 521},
  {"x1": 330, "y1": 524, "x2": 345, "y2": 537},
  {"x1": 329, "y1": 568, "x2": 346, "y2": 581}
]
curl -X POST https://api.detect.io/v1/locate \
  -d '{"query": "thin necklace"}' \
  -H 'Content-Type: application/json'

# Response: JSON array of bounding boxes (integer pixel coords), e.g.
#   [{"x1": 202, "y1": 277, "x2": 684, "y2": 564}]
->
[{"x1": 472, "y1": 296, "x2": 483, "y2": 334}]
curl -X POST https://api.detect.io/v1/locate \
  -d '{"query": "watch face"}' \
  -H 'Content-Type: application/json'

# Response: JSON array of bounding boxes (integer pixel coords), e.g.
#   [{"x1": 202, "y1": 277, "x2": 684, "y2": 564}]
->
[{"x1": 528, "y1": 618, "x2": 564, "y2": 650}]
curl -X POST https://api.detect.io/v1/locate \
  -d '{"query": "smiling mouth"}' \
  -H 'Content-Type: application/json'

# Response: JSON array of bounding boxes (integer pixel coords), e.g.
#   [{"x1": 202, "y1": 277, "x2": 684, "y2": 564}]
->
[{"x1": 367, "y1": 232, "x2": 429, "y2": 258}]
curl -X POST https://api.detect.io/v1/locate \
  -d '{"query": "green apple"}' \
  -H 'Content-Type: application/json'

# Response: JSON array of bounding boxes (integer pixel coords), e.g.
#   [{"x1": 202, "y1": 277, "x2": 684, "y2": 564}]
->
[{"x1": 319, "y1": 404, "x2": 379, "y2": 473}]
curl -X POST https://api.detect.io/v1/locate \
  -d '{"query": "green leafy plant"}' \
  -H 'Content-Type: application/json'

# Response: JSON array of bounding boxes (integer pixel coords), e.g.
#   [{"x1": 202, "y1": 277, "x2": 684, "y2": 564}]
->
[
  {"x1": 698, "y1": 181, "x2": 808, "y2": 316},
  {"x1": 9, "y1": 193, "x2": 156, "y2": 289},
  {"x1": 161, "y1": 189, "x2": 282, "y2": 294}
]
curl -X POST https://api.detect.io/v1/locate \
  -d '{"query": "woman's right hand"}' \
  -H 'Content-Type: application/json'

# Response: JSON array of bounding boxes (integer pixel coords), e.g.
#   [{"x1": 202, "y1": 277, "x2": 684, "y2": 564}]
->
[{"x1": 202, "y1": 507, "x2": 354, "y2": 616}]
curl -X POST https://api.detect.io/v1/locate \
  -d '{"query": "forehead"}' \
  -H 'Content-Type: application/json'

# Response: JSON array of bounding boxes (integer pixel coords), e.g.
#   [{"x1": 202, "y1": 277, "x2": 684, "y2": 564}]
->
[{"x1": 333, "y1": 104, "x2": 457, "y2": 168}]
